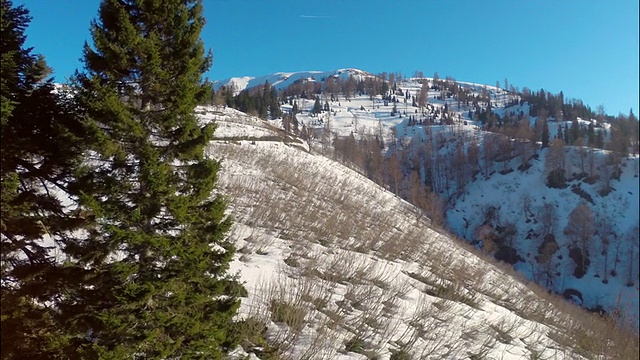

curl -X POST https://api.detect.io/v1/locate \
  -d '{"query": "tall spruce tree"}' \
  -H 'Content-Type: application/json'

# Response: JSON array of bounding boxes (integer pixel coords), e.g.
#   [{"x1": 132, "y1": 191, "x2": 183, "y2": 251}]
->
[
  {"x1": 541, "y1": 118, "x2": 550, "y2": 148},
  {"x1": 67, "y1": 0, "x2": 242, "y2": 357},
  {"x1": 1, "y1": 0, "x2": 86, "y2": 357}
]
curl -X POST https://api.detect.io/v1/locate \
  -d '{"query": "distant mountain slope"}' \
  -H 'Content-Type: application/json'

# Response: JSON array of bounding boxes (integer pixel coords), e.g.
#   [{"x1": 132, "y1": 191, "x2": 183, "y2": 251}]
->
[
  {"x1": 199, "y1": 105, "x2": 637, "y2": 359},
  {"x1": 213, "y1": 68, "x2": 371, "y2": 93}
]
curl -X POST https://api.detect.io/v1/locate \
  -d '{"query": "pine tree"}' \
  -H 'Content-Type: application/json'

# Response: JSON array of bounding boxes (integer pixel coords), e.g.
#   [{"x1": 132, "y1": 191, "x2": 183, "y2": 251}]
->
[
  {"x1": 269, "y1": 86, "x2": 281, "y2": 118},
  {"x1": 587, "y1": 122, "x2": 596, "y2": 147},
  {"x1": 595, "y1": 130, "x2": 604, "y2": 149},
  {"x1": 67, "y1": 0, "x2": 242, "y2": 357},
  {"x1": 541, "y1": 118, "x2": 550, "y2": 148},
  {"x1": 556, "y1": 123, "x2": 563, "y2": 140},
  {"x1": 569, "y1": 118, "x2": 579, "y2": 145},
  {"x1": 259, "y1": 80, "x2": 270, "y2": 118},
  {"x1": 312, "y1": 96, "x2": 322, "y2": 114},
  {"x1": 1, "y1": 0, "x2": 86, "y2": 357},
  {"x1": 418, "y1": 80, "x2": 429, "y2": 114},
  {"x1": 630, "y1": 109, "x2": 639, "y2": 156}
]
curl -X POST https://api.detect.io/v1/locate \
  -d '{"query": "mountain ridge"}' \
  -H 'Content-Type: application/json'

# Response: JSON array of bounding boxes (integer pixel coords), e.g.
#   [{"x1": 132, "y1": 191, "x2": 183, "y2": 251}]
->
[{"x1": 213, "y1": 68, "x2": 372, "y2": 94}]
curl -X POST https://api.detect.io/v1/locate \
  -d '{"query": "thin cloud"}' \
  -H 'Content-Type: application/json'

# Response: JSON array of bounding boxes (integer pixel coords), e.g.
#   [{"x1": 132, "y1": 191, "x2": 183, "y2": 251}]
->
[{"x1": 299, "y1": 15, "x2": 334, "y2": 19}]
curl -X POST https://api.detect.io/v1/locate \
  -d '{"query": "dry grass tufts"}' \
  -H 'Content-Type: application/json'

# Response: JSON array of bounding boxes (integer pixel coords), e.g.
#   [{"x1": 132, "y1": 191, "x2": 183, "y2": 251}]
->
[{"x1": 207, "y1": 119, "x2": 639, "y2": 359}]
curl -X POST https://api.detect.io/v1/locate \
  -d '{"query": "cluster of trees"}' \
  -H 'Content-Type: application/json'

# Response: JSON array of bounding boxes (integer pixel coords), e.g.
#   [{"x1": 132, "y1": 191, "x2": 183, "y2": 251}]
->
[
  {"x1": 534, "y1": 199, "x2": 638, "y2": 291},
  {"x1": 212, "y1": 64, "x2": 637, "y2": 303},
  {"x1": 280, "y1": 74, "x2": 392, "y2": 101},
  {"x1": 608, "y1": 111, "x2": 639, "y2": 156},
  {"x1": 329, "y1": 126, "x2": 447, "y2": 225},
  {"x1": 475, "y1": 196, "x2": 639, "y2": 294},
  {"x1": 473, "y1": 105, "x2": 638, "y2": 169},
  {"x1": 520, "y1": 88, "x2": 595, "y2": 121},
  {"x1": 277, "y1": 70, "x2": 460, "y2": 106},
  {"x1": 215, "y1": 80, "x2": 282, "y2": 119},
  {"x1": 542, "y1": 109, "x2": 638, "y2": 189},
  {"x1": 1, "y1": 0, "x2": 242, "y2": 358},
  {"x1": 325, "y1": 94, "x2": 637, "y2": 296},
  {"x1": 244, "y1": 68, "x2": 638, "y2": 245},
  {"x1": 216, "y1": 67, "x2": 638, "y2": 159},
  {"x1": 281, "y1": 77, "x2": 324, "y2": 99},
  {"x1": 218, "y1": 72, "x2": 398, "y2": 122}
]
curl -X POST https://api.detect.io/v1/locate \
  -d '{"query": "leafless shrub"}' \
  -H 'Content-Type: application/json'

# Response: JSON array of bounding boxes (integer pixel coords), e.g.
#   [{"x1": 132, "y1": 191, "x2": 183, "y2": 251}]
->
[
  {"x1": 520, "y1": 324, "x2": 556, "y2": 360},
  {"x1": 488, "y1": 318, "x2": 520, "y2": 345},
  {"x1": 283, "y1": 254, "x2": 300, "y2": 268},
  {"x1": 388, "y1": 278, "x2": 413, "y2": 301},
  {"x1": 414, "y1": 315, "x2": 471, "y2": 359},
  {"x1": 467, "y1": 333, "x2": 497, "y2": 360},
  {"x1": 293, "y1": 324, "x2": 340, "y2": 360},
  {"x1": 392, "y1": 293, "x2": 435, "y2": 349},
  {"x1": 361, "y1": 262, "x2": 397, "y2": 291},
  {"x1": 421, "y1": 278, "x2": 481, "y2": 310},
  {"x1": 430, "y1": 298, "x2": 455, "y2": 316},
  {"x1": 251, "y1": 274, "x2": 341, "y2": 357},
  {"x1": 309, "y1": 251, "x2": 373, "y2": 285},
  {"x1": 269, "y1": 299, "x2": 307, "y2": 333}
]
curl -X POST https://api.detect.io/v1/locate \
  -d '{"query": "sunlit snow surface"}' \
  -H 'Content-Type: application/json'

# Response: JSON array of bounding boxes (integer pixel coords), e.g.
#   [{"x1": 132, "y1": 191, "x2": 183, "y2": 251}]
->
[{"x1": 200, "y1": 87, "x2": 637, "y2": 358}]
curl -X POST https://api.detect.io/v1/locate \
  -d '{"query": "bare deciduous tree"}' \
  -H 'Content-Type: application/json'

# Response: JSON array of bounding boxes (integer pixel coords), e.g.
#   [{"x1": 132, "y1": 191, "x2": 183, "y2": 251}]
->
[
  {"x1": 623, "y1": 226, "x2": 639, "y2": 287},
  {"x1": 565, "y1": 202, "x2": 595, "y2": 248},
  {"x1": 321, "y1": 113, "x2": 332, "y2": 155},
  {"x1": 522, "y1": 194, "x2": 534, "y2": 219},
  {"x1": 538, "y1": 202, "x2": 556, "y2": 237},
  {"x1": 344, "y1": 76, "x2": 357, "y2": 100},
  {"x1": 564, "y1": 202, "x2": 595, "y2": 273},
  {"x1": 475, "y1": 224, "x2": 498, "y2": 255},
  {"x1": 387, "y1": 153, "x2": 403, "y2": 196},
  {"x1": 597, "y1": 215, "x2": 615, "y2": 283},
  {"x1": 467, "y1": 140, "x2": 480, "y2": 175},
  {"x1": 452, "y1": 142, "x2": 469, "y2": 194},
  {"x1": 408, "y1": 170, "x2": 429, "y2": 221},
  {"x1": 600, "y1": 153, "x2": 618, "y2": 195},
  {"x1": 588, "y1": 146, "x2": 596, "y2": 179},
  {"x1": 537, "y1": 237, "x2": 559, "y2": 287},
  {"x1": 483, "y1": 134, "x2": 496, "y2": 177},
  {"x1": 515, "y1": 121, "x2": 536, "y2": 169},
  {"x1": 545, "y1": 138, "x2": 566, "y2": 186},
  {"x1": 574, "y1": 137, "x2": 588, "y2": 175}
]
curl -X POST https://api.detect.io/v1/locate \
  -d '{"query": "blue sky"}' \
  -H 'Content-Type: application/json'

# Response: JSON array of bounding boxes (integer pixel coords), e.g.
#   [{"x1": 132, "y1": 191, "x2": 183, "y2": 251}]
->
[{"x1": 18, "y1": 0, "x2": 639, "y2": 116}]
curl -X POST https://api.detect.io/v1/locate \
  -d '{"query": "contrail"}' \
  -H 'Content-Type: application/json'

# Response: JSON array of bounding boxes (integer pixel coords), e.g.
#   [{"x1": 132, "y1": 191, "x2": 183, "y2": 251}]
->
[{"x1": 300, "y1": 15, "x2": 333, "y2": 19}]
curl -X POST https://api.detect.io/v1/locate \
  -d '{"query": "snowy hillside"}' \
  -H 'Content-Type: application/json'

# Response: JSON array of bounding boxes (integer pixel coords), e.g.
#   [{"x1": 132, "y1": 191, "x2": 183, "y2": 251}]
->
[
  {"x1": 221, "y1": 69, "x2": 638, "y2": 328},
  {"x1": 446, "y1": 146, "x2": 639, "y2": 322},
  {"x1": 199, "y1": 105, "x2": 637, "y2": 359},
  {"x1": 214, "y1": 68, "x2": 371, "y2": 94}
]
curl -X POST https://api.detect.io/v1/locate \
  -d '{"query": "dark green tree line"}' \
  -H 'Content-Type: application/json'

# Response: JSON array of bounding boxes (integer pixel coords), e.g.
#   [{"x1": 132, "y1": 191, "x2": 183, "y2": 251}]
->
[{"x1": 225, "y1": 80, "x2": 281, "y2": 119}]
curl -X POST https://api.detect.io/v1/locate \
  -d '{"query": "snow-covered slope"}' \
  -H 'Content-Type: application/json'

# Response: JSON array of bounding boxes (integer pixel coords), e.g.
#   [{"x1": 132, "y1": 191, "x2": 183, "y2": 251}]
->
[
  {"x1": 215, "y1": 69, "x2": 637, "y2": 328},
  {"x1": 213, "y1": 68, "x2": 371, "y2": 94},
  {"x1": 446, "y1": 147, "x2": 639, "y2": 322},
  {"x1": 199, "y1": 105, "x2": 637, "y2": 359}
]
